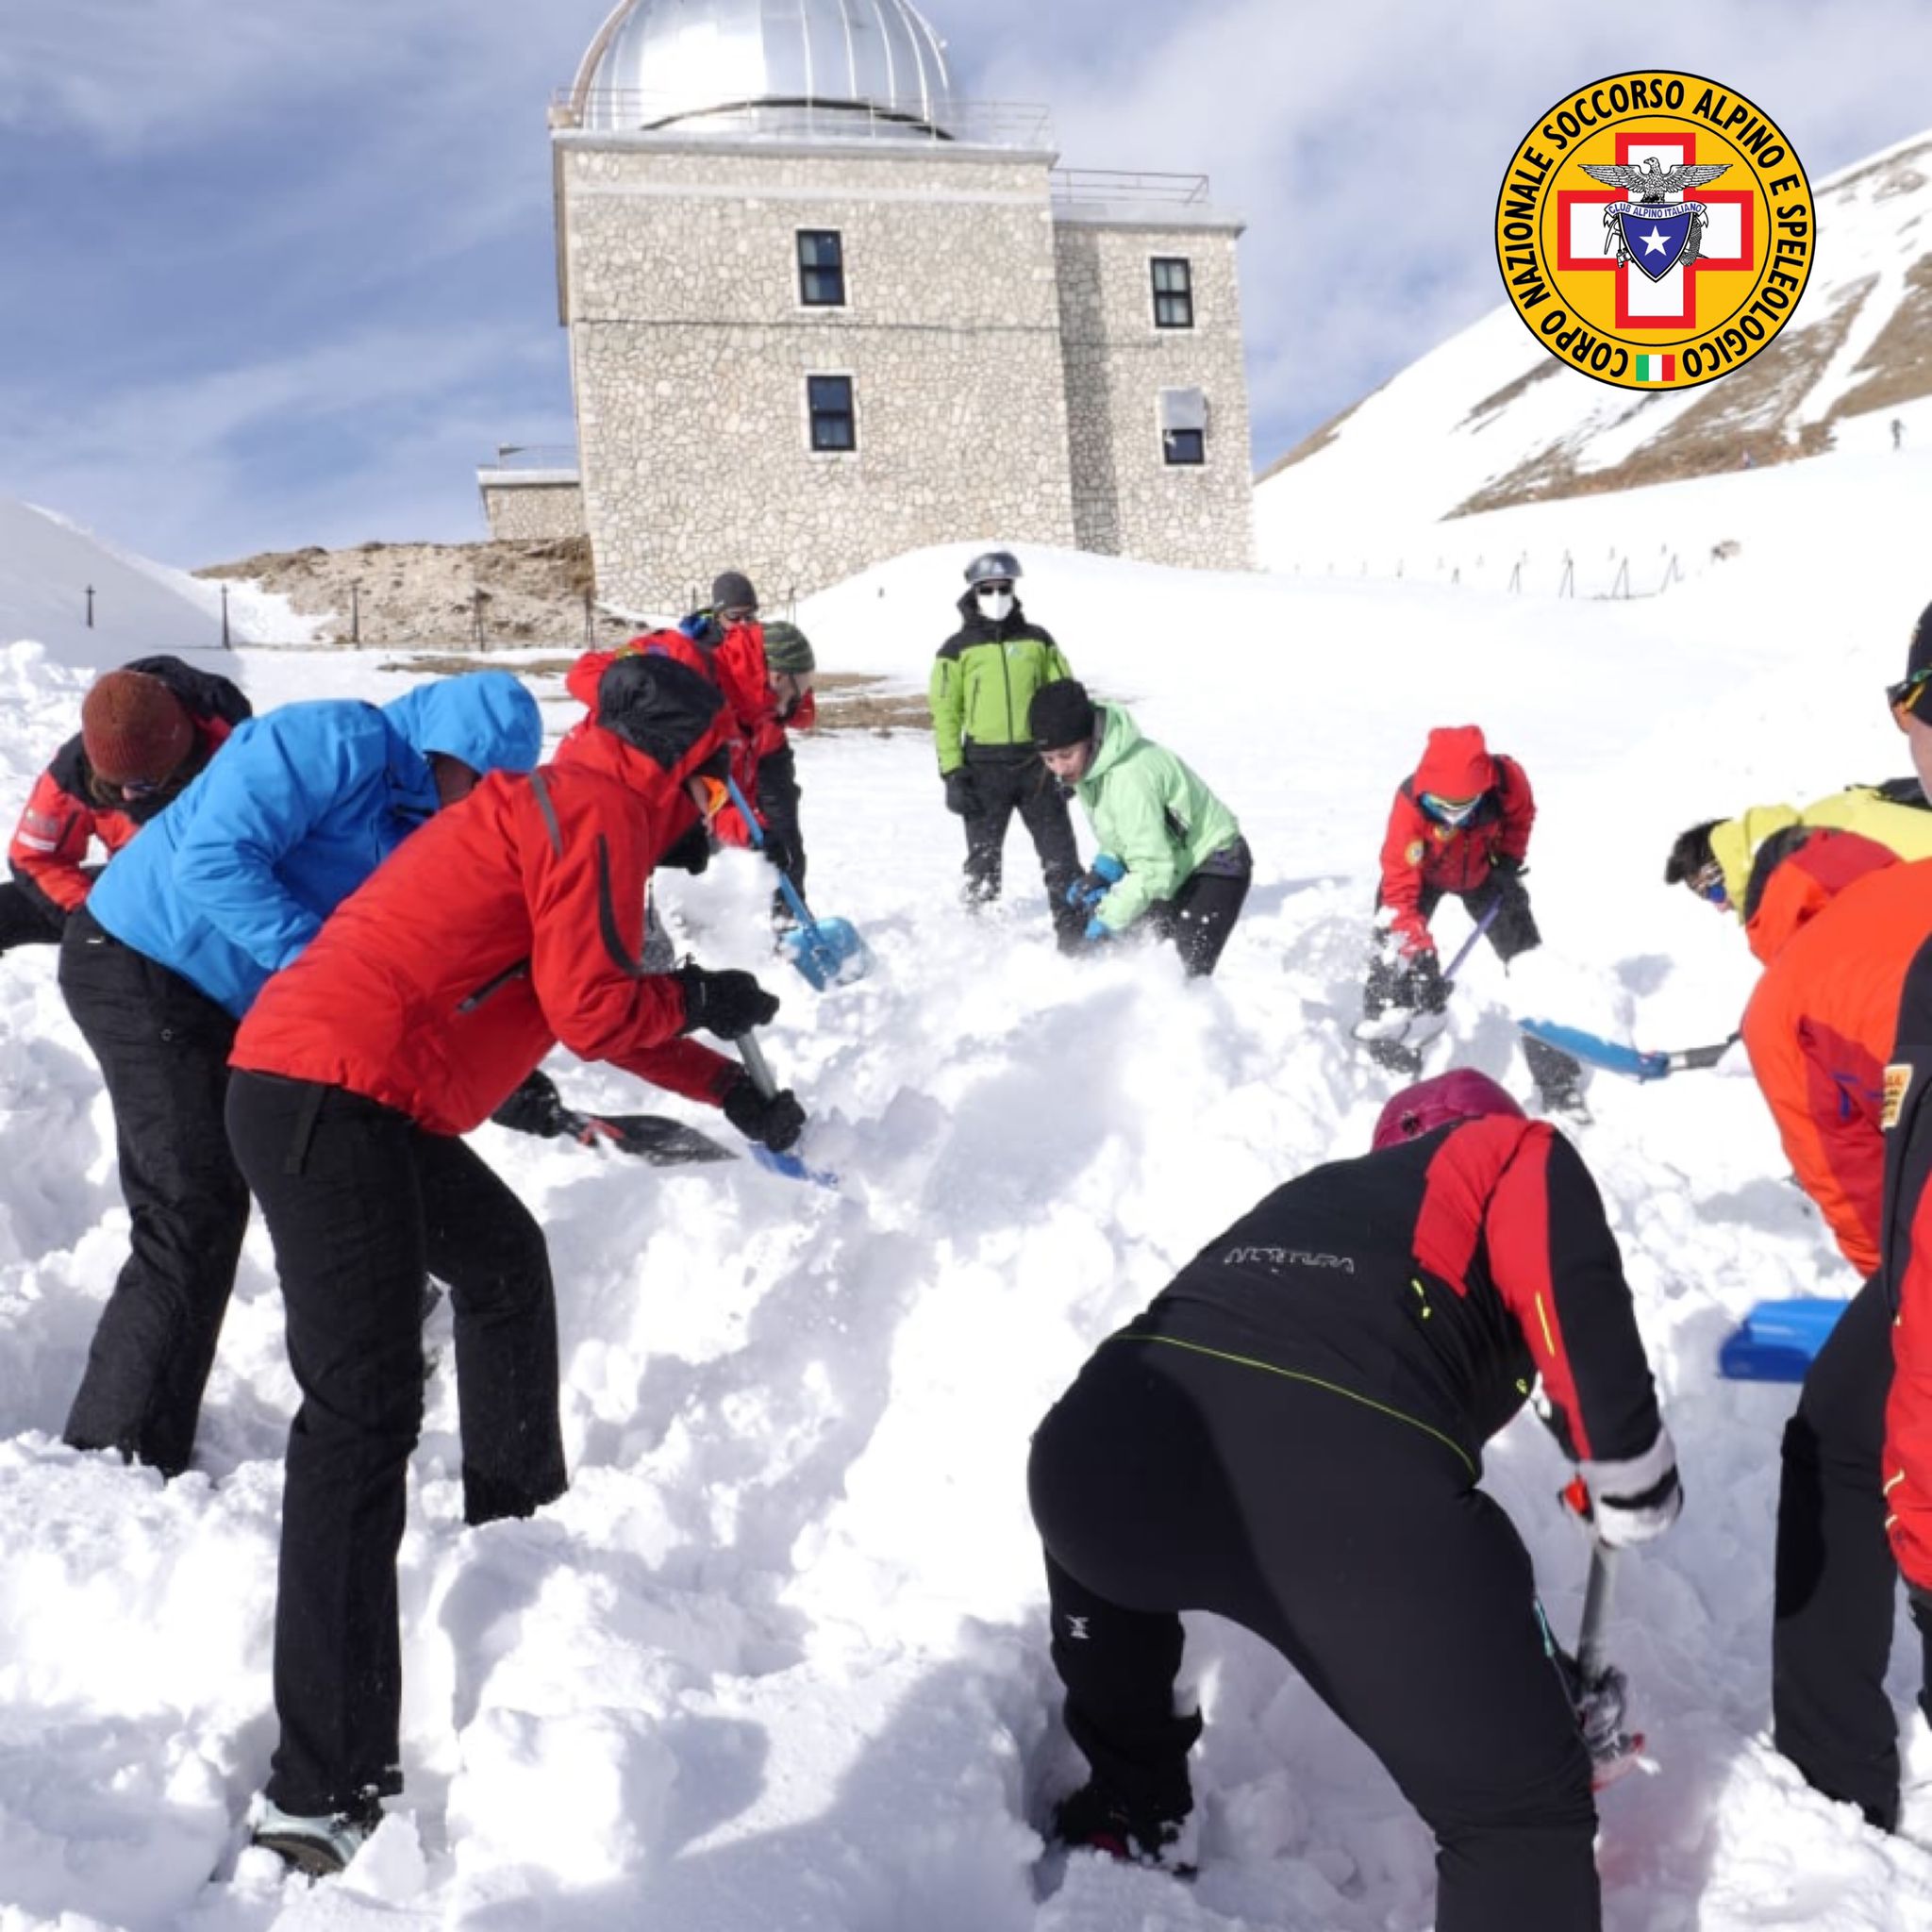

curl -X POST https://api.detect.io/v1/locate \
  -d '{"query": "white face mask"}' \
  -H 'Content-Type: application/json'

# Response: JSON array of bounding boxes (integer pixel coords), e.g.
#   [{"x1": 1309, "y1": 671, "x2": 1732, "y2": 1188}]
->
[{"x1": 976, "y1": 588, "x2": 1014, "y2": 623}]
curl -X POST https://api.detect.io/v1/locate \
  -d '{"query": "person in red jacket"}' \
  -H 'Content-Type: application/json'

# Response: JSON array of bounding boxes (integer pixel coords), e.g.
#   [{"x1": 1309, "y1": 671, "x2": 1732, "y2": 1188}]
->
[
  {"x1": 1, "y1": 658, "x2": 249, "y2": 950},
  {"x1": 1029, "y1": 1068, "x2": 1678, "y2": 1928},
  {"x1": 224, "y1": 654, "x2": 805, "y2": 1876},
  {"x1": 1359, "y1": 724, "x2": 1584, "y2": 1114}
]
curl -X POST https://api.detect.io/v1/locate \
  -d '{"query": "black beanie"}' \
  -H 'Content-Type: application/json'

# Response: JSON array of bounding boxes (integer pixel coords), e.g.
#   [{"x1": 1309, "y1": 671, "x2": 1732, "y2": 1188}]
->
[
  {"x1": 1030, "y1": 678, "x2": 1097, "y2": 750},
  {"x1": 1907, "y1": 599, "x2": 1932, "y2": 683},
  {"x1": 711, "y1": 571, "x2": 758, "y2": 613}
]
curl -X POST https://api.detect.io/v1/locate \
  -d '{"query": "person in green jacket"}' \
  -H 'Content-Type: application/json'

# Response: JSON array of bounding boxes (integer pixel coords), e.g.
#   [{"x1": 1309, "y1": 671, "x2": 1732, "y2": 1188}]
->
[
  {"x1": 1030, "y1": 679, "x2": 1252, "y2": 977},
  {"x1": 930, "y1": 551, "x2": 1084, "y2": 948}
]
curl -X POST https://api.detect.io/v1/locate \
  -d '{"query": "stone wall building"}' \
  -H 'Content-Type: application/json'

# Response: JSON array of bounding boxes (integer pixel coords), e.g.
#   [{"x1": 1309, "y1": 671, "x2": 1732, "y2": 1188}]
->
[{"x1": 480, "y1": 0, "x2": 1255, "y2": 614}]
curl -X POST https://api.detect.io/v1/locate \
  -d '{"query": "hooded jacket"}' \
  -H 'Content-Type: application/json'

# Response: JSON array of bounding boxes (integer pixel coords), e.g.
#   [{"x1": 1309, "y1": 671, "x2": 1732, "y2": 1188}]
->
[
  {"x1": 1074, "y1": 705, "x2": 1241, "y2": 932},
  {"x1": 1707, "y1": 779, "x2": 1932, "y2": 911},
  {"x1": 1377, "y1": 727, "x2": 1534, "y2": 955},
  {"x1": 87, "y1": 674, "x2": 542, "y2": 1018},
  {"x1": 929, "y1": 591, "x2": 1073, "y2": 772},
  {"x1": 1880, "y1": 929, "x2": 1932, "y2": 1591},
  {"x1": 1739, "y1": 832, "x2": 1932, "y2": 1275},
  {"x1": 8, "y1": 656, "x2": 252, "y2": 919},
  {"x1": 229, "y1": 669, "x2": 739, "y2": 1136}
]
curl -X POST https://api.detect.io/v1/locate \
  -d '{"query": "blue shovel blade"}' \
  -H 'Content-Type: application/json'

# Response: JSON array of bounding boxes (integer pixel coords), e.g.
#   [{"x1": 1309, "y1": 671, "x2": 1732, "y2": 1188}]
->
[
  {"x1": 750, "y1": 1143, "x2": 840, "y2": 1190},
  {"x1": 781, "y1": 916, "x2": 871, "y2": 991},
  {"x1": 1717, "y1": 1296, "x2": 1849, "y2": 1382}
]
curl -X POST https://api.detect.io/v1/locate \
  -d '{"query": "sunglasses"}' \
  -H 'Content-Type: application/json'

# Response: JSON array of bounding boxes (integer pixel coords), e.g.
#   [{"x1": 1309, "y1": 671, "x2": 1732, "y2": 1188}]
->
[
  {"x1": 1419, "y1": 791, "x2": 1480, "y2": 825},
  {"x1": 1890, "y1": 668, "x2": 1932, "y2": 722},
  {"x1": 1687, "y1": 858, "x2": 1729, "y2": 907},
  {"x1": 118, "y1": 777, "x2": 164, "y2": 799},
  {"x1": 718, "y1": 605, "x2": 757, "y2": 625},
  {"x1": 975, "y1": 582, "x2": 1014, "y2": 597}
]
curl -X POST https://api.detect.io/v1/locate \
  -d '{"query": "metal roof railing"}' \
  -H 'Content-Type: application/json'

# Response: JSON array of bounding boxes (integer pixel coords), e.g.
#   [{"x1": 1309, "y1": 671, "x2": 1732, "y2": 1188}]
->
[
  {"x1": 1050, "y1": 168, "x2": 1211, "y2": 209},
  {"x1": 483, "y1": 444, "x2": 580, "y2": 474},
  {"x1": 552, "y1": 90, "x2": 1054, "y2": 150}
]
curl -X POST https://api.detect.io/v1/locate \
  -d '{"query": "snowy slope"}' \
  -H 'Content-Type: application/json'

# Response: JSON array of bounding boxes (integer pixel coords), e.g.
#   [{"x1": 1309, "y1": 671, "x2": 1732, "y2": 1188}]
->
[
  {"x1": 1257, "y1": 127, "x2": 1932, "y2": 567},
  {"x1": 0, "y1": 498, "x2": 320, "y2": 669},
  {"x1": 3, "y1": 458, "x2": 1932, "y2": 1927}
]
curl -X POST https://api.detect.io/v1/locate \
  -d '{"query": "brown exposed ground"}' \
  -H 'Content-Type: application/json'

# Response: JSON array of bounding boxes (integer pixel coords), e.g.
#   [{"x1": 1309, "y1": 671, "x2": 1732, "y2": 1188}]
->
[{"x1": 1255, "y1": 395, "x2": 1368, "y2": 483}]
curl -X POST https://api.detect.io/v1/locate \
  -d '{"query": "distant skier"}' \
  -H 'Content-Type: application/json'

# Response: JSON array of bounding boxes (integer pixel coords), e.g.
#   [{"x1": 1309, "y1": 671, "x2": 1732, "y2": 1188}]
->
[
  {"x1": 930, "y1": 551, "x2": 1084, "y2": 948},
  {"x1": 1028, "y1": 678, "x2": 1251, "y2": 976},
  {"x1": 225, "y1": 655, "x2": 800, "y2": 1876},
  {"x1": 1029, "y1": 1069, "x2": 1680, "y2": 1928},
  {"x1": 0, "y1": 658, "x2": 249, "y2": 955},
  {"x1": 1359, "y1": 724, "x2": 1585, "y2": 1114},
  {"x1": 58, "y1": 675, "x2": 541, "y2": 1479}
]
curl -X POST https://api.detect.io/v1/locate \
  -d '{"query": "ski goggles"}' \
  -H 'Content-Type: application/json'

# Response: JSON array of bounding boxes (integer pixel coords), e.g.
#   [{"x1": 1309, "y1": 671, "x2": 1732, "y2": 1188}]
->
[
  {"x1": 1419, "y1": 791, "x2": 1481, "y2": 826},
  {"x1": 1686, "y1": 858, "x2": 1728, "y2": 906},
  {"x1": 1889, "y1": 667, "x2": 1932, "y2": 722}
]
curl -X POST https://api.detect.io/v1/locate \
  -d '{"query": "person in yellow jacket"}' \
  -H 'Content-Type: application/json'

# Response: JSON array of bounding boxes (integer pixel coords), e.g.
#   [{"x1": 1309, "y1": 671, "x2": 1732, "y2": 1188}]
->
[{"x1": 1664, "y1": 779, "x2": 1932, "y2": 911}]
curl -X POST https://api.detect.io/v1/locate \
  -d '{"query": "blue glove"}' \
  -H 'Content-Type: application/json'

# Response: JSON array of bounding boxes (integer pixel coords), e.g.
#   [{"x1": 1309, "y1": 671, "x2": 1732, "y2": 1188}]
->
[
  {"x1": 1084, "y1": 914, "x2": 1112, "y2": 942},
  {"x1": 1065, "y1": 854, "x2": 1127, "y2": 912}
]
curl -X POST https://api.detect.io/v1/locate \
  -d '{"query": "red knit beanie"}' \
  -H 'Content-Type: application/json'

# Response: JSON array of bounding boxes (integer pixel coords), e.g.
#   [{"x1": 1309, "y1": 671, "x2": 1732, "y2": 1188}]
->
[{"x1": 82, "y1": 671, "x2": 193, "y2": 785}]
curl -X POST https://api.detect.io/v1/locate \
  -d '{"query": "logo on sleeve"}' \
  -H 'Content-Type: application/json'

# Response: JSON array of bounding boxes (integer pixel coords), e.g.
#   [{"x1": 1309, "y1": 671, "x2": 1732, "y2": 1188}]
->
[
  {"x1": 1496, "y1": 73, "x2": 1812, "y2": 391},
  {"x1": 1885, "y1": 1061, "x2": 1914, "y2": 1131},
  {"x1": 1405, "y1": 840, "x2": 1426, "y2": 866}
]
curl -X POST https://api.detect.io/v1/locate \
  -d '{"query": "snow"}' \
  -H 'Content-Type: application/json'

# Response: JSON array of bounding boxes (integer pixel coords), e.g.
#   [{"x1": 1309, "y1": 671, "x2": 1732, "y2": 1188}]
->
[{"x1": 5, "y1": 453, "x2": 1932, "y2": 1928}]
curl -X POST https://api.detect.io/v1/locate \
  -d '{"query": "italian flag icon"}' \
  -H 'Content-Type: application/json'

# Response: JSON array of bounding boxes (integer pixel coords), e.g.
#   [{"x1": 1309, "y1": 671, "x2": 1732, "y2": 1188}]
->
[{"x1": 1634, "y1": 353, "x2": 1676, "y2": 384}]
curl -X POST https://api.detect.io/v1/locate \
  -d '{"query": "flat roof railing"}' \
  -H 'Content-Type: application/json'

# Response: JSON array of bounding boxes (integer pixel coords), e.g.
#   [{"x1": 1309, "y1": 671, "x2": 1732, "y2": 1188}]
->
[{"x1": 1050, "y1": 168, "x2": 1211, "y2": 208}]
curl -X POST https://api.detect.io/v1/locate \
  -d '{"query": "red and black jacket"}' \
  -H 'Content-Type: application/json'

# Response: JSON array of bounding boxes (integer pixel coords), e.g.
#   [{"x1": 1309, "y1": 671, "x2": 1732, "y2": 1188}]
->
[
  {"x1": 1122, "y1": 1115, "x2": 1665, "y2": 1479},
  {"x1": 1377, "y1": 739, "x2": 1534, "y2": 956},
  {"x1": 8, "y1": 656, "x2": 251, "y2": 919},
  {"x1": 1881, "y1": 930, "x2": 1932, "y2": 1591}
]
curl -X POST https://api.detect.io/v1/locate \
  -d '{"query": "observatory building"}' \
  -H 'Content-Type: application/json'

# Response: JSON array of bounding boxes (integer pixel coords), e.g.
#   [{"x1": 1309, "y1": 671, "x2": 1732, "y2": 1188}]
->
[{"x1": 479, "y1": 0, "x2": 1255, "y2": 611}]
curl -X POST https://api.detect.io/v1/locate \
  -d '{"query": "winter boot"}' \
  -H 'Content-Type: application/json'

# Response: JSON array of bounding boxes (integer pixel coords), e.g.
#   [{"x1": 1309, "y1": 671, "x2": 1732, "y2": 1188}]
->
[
  {"x1": 251, "y1": 1796, "x2": 381, "y2": 1877},
  {"x1": 1049, "y1": 1781, "x2": 1196, "y2": 1876}
]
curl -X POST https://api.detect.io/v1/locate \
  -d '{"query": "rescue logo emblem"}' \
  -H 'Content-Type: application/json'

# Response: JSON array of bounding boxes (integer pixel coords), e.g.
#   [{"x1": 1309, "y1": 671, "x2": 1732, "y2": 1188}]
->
[
  {"x1": 1886, "y1": 1062, "x2": 1914, "y2": 1132},
  {"x1": 1495, "y1": 73, "x2": 1812, "y2": 392}
]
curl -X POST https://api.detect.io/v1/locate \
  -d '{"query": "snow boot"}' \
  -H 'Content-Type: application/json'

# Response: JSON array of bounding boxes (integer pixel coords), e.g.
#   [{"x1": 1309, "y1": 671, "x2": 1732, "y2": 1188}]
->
[
  {"x1": 251, "y1": 1797, "x2": 380, "y2": 1878},
  {"x1": 1049, "y1": 1781, "x2": 1196, "y2": 1877}
]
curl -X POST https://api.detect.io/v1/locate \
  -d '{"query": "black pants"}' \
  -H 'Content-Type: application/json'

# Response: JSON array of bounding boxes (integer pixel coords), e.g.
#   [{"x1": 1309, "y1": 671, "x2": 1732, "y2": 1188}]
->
[
  {"x1": 959, "y1": 755, "x2": 1082, "y2": 935},
  {"x1": 1362, "y1": 876, "x2": 1582, "y2": 1101},
  {"x1": 225, "y1": 1071, "x2": 567, "y2": 1818},
  {"x1": 758, "y1": 742, "x2": 808, "y2": 906},
  {"x1": 0, "y1": 878, "x2": 72, "y2": 953},
  {"x1": 58, "y1": 908, "x2": 249, "y2": 1476},
  {"x1": 1774, "y1": 1272, "x2": 1932, "y2": 1829},
  {"x1": 1146, "y1": 856, "x2": 1251, "y2": 978},
  {"x1": 1029, "y1": 1339, "x2": 1599, "y2": 1932}
]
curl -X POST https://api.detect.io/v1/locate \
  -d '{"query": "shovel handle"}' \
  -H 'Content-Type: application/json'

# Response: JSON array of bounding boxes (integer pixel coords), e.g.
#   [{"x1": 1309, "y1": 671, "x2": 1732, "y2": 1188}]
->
[
  {"x1": 737, "y1": 1030, "x2": 779, "y2": 1101},
  {"x1": 1576, "y1": 1542, "x2": 1619, "y2": 1686}
]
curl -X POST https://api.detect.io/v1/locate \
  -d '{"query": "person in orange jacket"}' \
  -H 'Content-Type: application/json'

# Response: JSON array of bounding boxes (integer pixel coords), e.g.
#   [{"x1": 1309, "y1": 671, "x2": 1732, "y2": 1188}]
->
[
  {"x1": 1359, "y1": 724, "x2": 1584, "y2": 1113},
  {"x1": 1, "y1": 658, "x2": 249, "y2": 952},
  {"x1": 224, "y1": 652, "x2": 805, "y2": 1875},
  {"x1": 1740, "y1": 810, "x2": 1932, "y2": 1827}
]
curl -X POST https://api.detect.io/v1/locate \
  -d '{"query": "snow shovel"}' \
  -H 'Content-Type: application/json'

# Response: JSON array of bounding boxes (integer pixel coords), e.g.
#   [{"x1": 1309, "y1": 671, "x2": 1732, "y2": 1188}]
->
[
  {"x1": 734, "y1": 1031, "x2": 839, "y2": 1191},
  {"x1": 1351, "y1": 897, "x2": 1502, "y2": 1051},
  {"x1": 1519, "y1": 1018, "x2": 1738, "y2": 1083},
  {"x1": 723, "y1": 774, "x2": 871, "y2": 991},
  {"x1": 1718, "y1": 1295, "x2": 1848, "y2": 1382},
  {"x1": 553, "y1": 1103, "x2": 736, "y2": 1166}
]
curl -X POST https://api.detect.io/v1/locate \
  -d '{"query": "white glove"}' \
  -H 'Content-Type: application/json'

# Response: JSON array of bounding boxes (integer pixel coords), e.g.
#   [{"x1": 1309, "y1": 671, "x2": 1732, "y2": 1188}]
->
[{"x1": 1579, "y1": 1427, "x2": 1683, "y2": 1549}]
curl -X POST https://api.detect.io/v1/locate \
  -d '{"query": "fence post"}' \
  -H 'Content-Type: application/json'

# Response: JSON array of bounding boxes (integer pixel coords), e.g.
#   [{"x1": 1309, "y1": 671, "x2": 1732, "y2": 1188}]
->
[
  {"x1": 1558, "y1": 553, "x2": 1574, "y2": 598},
  {"x1": 1451, "y1": 566, "x2": 1460, "y2": 586},
  {"x1": 1611, "y1": 557, "x2": 1631, "y2": 599},
  {"x1": 1507, "y1": 558, "x2": 1523, "y2": 594},
  {"x1": 220, "y1": 583, "x2": 232, "y2": 650},
  {"x1": 473, "y1": 589, "x2": 486, "y2": 648},
  {"x1": 85, "y1": 585, "x2": 94, "y2": 629},
  {"x1": 350, "y1": 584, "x2": 361, "y2": 646},
  {"x1": 583, "y1": 589, "x2": 594, "y2": 647}
]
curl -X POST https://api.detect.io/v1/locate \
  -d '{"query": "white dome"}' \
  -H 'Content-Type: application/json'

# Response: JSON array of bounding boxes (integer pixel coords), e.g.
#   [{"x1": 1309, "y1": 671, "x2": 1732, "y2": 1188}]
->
[{"x1": 571, "y1": 0, "x2": 958, "y2": 140}]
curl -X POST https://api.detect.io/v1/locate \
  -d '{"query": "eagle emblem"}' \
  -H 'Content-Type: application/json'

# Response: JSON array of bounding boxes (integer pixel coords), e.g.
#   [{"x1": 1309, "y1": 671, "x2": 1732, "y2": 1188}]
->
[{"x1": 1579, "y1": 158, "x2": 1731, "y2": 279}]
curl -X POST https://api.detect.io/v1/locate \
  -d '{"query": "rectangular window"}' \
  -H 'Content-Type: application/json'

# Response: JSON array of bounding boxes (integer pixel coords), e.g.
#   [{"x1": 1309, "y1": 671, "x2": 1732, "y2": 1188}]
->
[
  {"x1": 1151, "y1": 257, "x2": 1194, "y2": 329},
  {"x1": 808, "y1": 375, "x2": 856, "y2": 452},
  {"x1": 798, "y1": 230, "x2": 846, "y2": 307},
  {"x1": 1159, "y1": 387, "x2": 1208, "y2": 466}
]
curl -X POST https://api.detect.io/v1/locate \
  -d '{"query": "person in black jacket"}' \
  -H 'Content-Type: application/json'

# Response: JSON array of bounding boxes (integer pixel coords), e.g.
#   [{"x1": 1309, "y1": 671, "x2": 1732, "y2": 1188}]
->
[
  {"x1": 1, "y1": 657, "x2": 250, "y2": 953},
  {"x1": 1028, "y1": 1069, "x2": 1681, "y2": 1931}
]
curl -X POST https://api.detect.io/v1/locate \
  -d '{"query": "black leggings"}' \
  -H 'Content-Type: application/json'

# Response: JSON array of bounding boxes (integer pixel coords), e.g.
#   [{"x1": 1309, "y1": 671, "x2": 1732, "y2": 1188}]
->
[
  {"x1": 1774, "y1": 1271, "x2": 1932, "y2": 1828},
  {"x1": 1029, "y1": 1338, "x2": 1599, "y2": 1932}
]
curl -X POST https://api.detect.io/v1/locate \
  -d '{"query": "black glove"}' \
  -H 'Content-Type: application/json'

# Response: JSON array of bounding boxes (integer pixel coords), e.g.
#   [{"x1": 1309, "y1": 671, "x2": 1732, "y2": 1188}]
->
[
  {"x1": 722, "y1": 1074, "x2": 807, "y2": 1153},
  {"x1": 675, "y1": 962, "x2": 780, "y2": 1041},
  {"x1": 660, "y1": 819, "x2": 712, "y2": 875},
  {"x1": 1491, "y1": 852, "x2": 1526, "y2": 879},
  {"x1": 1402, "y1": 947, "x2": 1447, "y2": 1013},
  {"x1": 490, "y1": 1070, "x2": 570, "y2": 1139},
  {"x1": 763, "y1": 835, "x2": 798, "y2": 881},
  {"x1": 942, "y1": 769, "x2": 979, "y2": 817}
]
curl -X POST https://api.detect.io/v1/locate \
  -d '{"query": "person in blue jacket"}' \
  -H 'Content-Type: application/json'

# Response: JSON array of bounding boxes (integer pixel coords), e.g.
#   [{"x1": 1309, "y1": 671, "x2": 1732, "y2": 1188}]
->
[{"x1": 58, "y1": 673, "x2": 542, "y2": 1476}]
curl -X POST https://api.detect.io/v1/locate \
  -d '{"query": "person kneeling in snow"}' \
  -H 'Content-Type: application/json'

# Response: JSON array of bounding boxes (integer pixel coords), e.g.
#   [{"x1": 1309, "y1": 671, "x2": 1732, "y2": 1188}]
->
[
  {"x1": 225, "y1": 655, "x2": 802, "y2": 1876},
  {"x1": 1027, "y1": 678, "x2": 1251, "y2": 977},
  {"x1": 1359, "y1": 724, "x2": 1585, "y2": 1115},
  {"x1": 1028, "y1": 1069, "x2": 1680, "y2": 1929}
]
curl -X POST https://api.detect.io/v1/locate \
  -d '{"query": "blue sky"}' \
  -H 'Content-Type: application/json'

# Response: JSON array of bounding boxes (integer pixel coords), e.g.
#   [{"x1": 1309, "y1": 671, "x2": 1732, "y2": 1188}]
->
[{"x1": 5, "y1": 0, "x2": 1932, "y2": 565}]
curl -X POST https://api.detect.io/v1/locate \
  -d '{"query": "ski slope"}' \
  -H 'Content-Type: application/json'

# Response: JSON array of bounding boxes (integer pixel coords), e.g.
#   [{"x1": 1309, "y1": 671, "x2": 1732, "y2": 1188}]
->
[{"x1": 3, "y1": 456, "x2": 1932, "y2": 1929}]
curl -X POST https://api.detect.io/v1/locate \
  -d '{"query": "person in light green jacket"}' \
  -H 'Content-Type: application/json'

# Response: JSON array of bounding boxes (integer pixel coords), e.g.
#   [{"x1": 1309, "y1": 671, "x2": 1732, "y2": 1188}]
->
[{"x1": 1029, "y1": 679, "x2": 1252, "y2": 977}]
